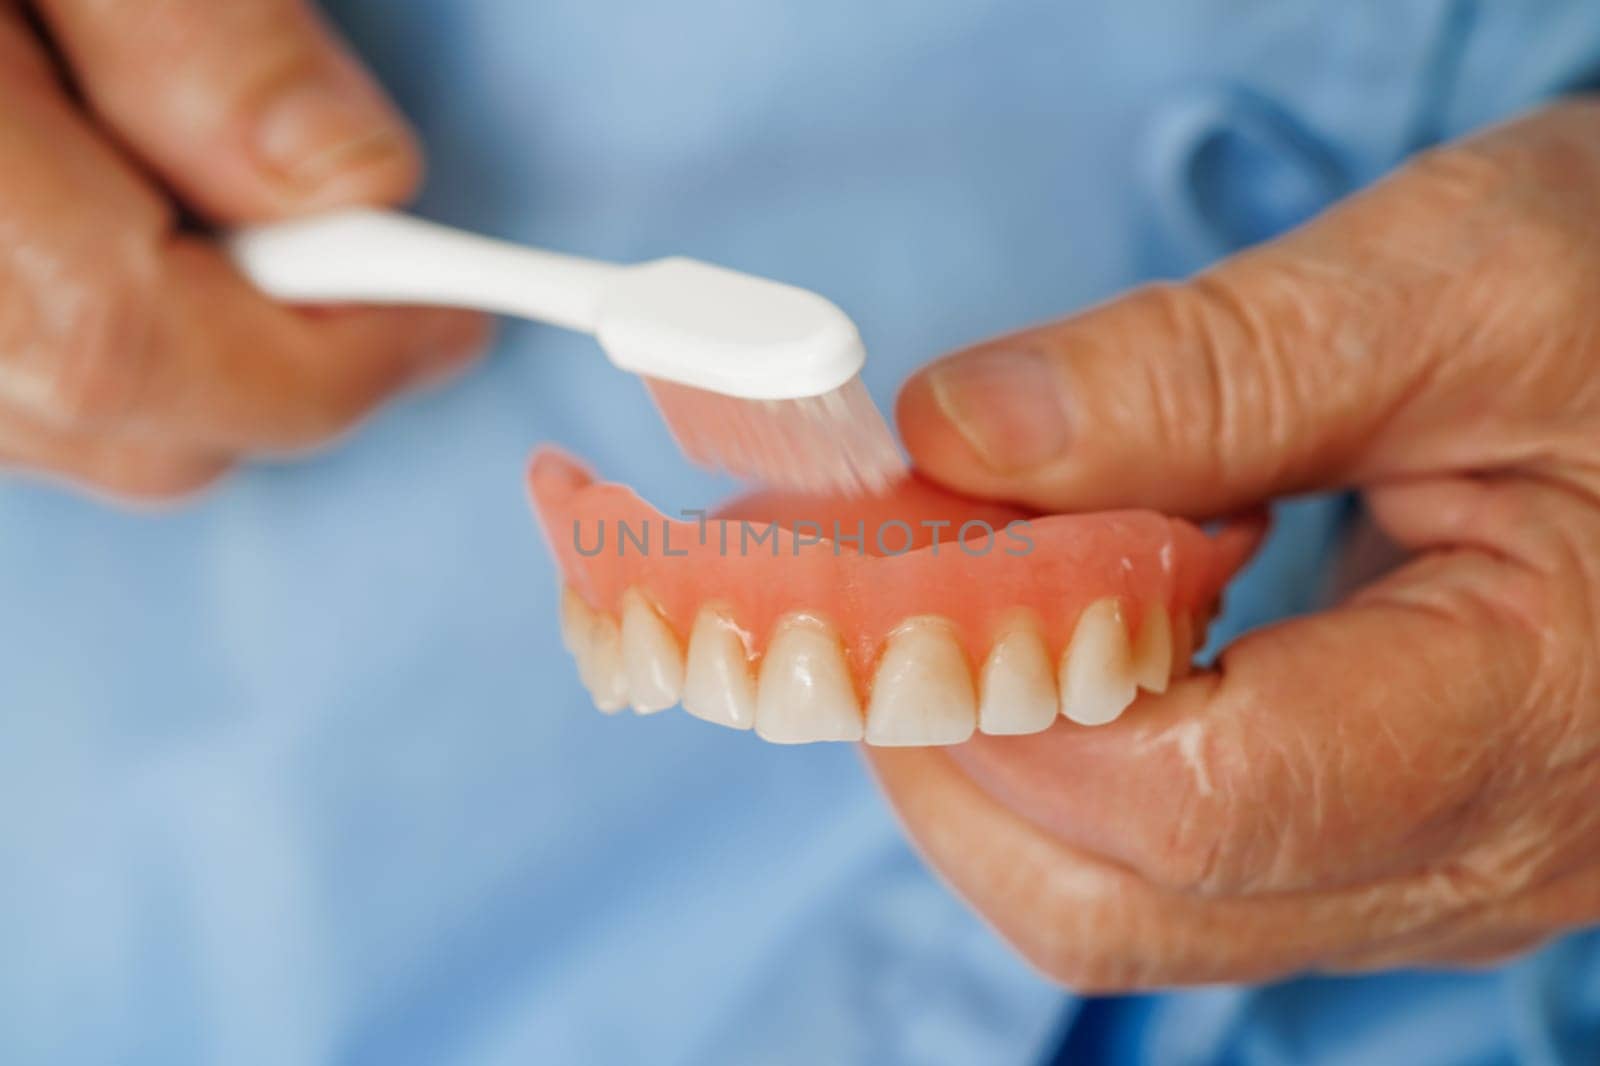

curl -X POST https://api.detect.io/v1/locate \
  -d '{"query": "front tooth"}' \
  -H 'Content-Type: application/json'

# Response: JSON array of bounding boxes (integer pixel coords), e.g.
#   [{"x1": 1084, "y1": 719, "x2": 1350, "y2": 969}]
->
[
  {"x1": 682, "y1": 607, "x2": 757, "y2": 730},
  {"x1": 755, "y1": 615, "x2": 863, "y2": 744},
  {"x1": 1131, "y1": 605, "x2": 1173, "y2": 693},
  {"x1": 559, "y1": 586, "x2": 594, "y2": 655},
  {"x1": 620, "y1": 589, "x2": 684, "y2": 714},
  {"x1": 1059, "y1": 598, "x2": 1138, "y2": 726},
  {"x1": 580, "y1": 612, "x2": 629, "y2": 713},
  {"x1": 866, "y1": 617, "x2": 976, "y2": 747},
  {"x1": 978, "y1": 620, "x2": 1058, "y2": 736}
]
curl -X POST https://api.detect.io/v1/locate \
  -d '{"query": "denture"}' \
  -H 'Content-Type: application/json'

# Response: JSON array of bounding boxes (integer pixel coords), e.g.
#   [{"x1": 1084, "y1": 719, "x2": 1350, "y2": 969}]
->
[{"x1": 530, "y1": 448, "x2": 1255, "y2": 746}]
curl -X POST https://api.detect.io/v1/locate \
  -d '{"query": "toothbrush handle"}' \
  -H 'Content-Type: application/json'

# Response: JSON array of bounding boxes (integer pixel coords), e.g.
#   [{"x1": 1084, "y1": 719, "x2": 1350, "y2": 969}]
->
[{"x1": 228, "y1": 209, "x2": 623, "y2": 333}]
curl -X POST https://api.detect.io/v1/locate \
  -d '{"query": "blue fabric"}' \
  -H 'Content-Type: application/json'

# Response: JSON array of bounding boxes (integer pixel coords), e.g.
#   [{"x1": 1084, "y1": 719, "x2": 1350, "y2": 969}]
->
[{"x1": 2, "y1": 2, "x2": 1599, "y2": 1064}]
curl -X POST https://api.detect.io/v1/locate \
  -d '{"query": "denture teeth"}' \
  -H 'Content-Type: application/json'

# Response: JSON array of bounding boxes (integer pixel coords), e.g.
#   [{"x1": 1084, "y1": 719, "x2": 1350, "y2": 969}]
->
[
  {"x1": 580, "y1": 612, "x2": 629, "y2": 713},
  {"x1": 1131, "y1": 605, "x2": 1173, "y2": 694},
  {"x1": 755, "y1": 615, "x2": 864, "y2": 744},
  {"x1": 865, "y1": 617, "x2": 976, "y2": 747},
  {"x1": 1059, "y1": 598, "x2": 1138, "y2": 726},
  {"x1": 978, "y1": 618, "x2": 1058, "y2": 736},
  {"x1": 620, "y1": 588, "x2": 684, "y2": 714},
  {"x1": 561, "y1": 583, "x2": 1190, "y2": 735},
  {"x1": 559, "y1": 586, "x2": 594, "y2": 655},
  {"x1": 682, "y1": 606, "x2": 757, "y2": 730}
]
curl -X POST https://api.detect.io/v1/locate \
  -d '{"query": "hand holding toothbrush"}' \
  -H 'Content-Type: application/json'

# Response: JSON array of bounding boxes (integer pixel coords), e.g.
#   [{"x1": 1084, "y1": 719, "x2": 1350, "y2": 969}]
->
[{"x1": 0, "y1": 0, "x2": 487, "y2": 501}]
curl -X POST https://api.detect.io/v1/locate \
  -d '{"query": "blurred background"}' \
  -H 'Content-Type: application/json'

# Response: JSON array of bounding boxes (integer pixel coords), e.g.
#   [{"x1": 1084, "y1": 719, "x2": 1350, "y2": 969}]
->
[{"x1": 4, "y1": 2, "x2": 1600, "y2": 1063}]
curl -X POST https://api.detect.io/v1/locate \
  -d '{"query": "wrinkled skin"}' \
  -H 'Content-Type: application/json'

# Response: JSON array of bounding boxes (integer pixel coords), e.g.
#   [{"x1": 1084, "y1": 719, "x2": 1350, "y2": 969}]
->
[
  {"x1": 878, "y1": 100, "x2": 1600, "y2": 990},
  {"x1": 0, "y1": 0, "x2": 486, "y2": 501}
]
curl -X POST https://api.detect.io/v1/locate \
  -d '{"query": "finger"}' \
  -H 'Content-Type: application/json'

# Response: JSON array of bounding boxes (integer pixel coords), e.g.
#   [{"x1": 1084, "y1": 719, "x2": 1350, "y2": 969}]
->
[
  {"x1": 943, "y1": 539, "x2": 1552, "y2": 898},
  {"x1": 896, "y1": 103, "x2": 1600, "y2": 516},
  {"x1": 132, "y1": 239, "x2": 490, "y2": 452},
  {"x1": 867, "y1": 744, "x2": 1488, "y2": 990},
  {"x1": 35, "y1": 0, "x2": 419, "y2": 221},
  {"x1": 0, "y1": 19, "x2": 176, "y2": 426},
  {"x1": 0, "y1": 49, "x2": 490, "y2": 452},
  {"x1": 0, "y1": 402, "x2": 232, "y2": 503},
  {"x1": 1326, "y1": 861, "x2": 1600, "y2": 972}
]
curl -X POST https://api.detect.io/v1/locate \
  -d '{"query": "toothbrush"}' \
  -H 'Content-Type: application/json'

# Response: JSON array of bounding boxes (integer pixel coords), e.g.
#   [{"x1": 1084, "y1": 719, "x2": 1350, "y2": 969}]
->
[{"x1": 229, "y1": 209, "x2": 905, "y2": 496}]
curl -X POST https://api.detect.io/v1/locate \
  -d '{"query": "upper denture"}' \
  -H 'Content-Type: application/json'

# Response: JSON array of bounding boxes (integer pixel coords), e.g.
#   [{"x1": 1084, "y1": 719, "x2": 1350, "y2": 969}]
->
[{"x1": 529, "y1": 448, "x2": 1255, "y2": 743}]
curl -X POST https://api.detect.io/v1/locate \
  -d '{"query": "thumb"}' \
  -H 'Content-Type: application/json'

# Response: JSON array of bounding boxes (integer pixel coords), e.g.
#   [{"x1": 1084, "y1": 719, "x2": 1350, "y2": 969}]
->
[
  {"x1": 893, "y1": 144, "x2": 1531, "y2": 516},
  {"x1": 36, "y1": 0, "x2": 419, "y2": 222},
  {"x1": 898, "y1": 259, "x2": 1408, "y2": 517}
]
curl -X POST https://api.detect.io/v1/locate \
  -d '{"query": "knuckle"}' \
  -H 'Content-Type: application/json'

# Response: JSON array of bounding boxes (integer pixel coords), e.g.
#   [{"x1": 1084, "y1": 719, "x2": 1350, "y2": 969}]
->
[
  {"x1": 1406, "y1": 103, "x2": 1600, "y2": 216},
  {"x1": 1140, "y1": 276, "x2": 1320, "y2": 495},
  {"x1": 1400, "y1": 140, "x2": 1521, "y2": 210},
  {"x1": 1131, "y1": 282, "x2": 1243, "y2": 484},
  {"x1": 38, "y1": 244, "x2": 162, "y2": 428}
]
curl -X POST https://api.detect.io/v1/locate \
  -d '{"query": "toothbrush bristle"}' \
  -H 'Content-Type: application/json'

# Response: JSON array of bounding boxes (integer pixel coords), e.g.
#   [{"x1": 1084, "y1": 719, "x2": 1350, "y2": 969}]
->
[{"x1": 645, "y1": 375, "x2": 907, "y2": 497}]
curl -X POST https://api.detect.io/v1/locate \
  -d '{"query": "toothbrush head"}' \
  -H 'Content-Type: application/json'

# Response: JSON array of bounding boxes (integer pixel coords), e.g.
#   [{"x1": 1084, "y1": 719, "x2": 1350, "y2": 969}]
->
[
  {"x1": 596, "y1": 257, "x2": 906, "y2": 496},
  {"x1": 644, "y1": 375, "x2": 906, "y2": 497}
]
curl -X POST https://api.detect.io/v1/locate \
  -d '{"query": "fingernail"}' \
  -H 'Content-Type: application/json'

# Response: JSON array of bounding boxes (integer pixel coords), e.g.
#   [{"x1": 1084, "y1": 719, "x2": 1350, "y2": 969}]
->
[
  {"x1": 254, "y1": 77, "x2": 411, "y2": 195},
  {"x1": 925, "y1": 347, "x2": 1074, "y2": 472}
]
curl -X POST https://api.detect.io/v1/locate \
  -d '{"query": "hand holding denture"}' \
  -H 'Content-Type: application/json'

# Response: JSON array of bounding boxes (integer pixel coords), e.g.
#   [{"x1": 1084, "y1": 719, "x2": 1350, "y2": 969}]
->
[{"x1": 867, "y1": 100, "x2": 1600, "y2": 988}]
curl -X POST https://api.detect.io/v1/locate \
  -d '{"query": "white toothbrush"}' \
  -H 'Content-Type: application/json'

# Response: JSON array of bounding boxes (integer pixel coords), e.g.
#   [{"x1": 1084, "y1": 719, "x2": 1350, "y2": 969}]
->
[{"x1": 229, "y1": 209, "x2": 904, "y2": 495}]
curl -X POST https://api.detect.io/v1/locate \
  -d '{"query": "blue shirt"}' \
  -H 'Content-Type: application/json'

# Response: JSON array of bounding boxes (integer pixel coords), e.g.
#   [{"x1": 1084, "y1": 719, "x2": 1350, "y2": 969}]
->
[{"x1": 2, "y1": 2, "x2": 1598, "y2": 1063}]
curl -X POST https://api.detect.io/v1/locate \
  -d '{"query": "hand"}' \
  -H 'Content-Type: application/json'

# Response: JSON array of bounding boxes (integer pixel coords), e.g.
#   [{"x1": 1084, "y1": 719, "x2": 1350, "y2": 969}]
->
[
  {"x1": 0, "y1": 0, "x2": 487, "y2": 502},
  {"x1": 875, "y1": 99, "x2": 1600, "y2": 989}
]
